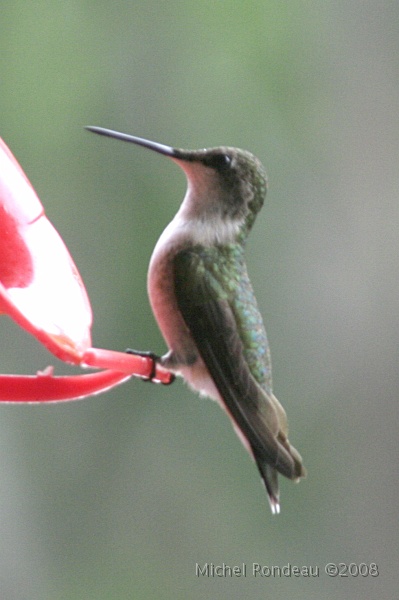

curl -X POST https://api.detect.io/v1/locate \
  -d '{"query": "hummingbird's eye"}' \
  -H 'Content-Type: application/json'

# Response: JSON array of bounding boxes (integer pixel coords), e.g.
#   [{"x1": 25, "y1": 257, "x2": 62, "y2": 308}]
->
[{"x1": 206, "y1": 153, "x2": 232, "y2": 171}]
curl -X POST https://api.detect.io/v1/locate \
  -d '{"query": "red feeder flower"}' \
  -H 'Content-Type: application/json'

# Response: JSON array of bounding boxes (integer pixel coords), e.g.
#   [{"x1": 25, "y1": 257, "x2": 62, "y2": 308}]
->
[{"x1": 0, "y1": 138, "x2": 173, "y2": 401}]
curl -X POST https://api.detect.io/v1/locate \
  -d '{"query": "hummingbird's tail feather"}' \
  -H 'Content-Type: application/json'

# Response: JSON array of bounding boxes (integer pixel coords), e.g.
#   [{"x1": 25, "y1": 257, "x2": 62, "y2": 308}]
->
[
  {"x1": 256, "y1": 462, "x2": 280, "y2": 514},
  {"x1": 254, "y1": 436, "x2": 305, "y2": 514}
]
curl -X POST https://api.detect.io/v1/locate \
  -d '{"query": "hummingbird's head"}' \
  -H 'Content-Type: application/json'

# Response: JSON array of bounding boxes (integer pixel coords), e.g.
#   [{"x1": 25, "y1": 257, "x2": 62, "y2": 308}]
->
[
  {"x1": 173, "y1": 146, "x2": 268, "y2": 244},
  {"x1": 86, "y1": 127, "x2": 268, "y2": 245}
]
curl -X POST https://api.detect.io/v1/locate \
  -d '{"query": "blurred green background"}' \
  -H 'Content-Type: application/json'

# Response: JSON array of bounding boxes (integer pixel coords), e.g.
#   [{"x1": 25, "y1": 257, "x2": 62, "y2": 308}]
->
[{"x1": 1, "y1": 1, "x2": 398, "y2": 598}]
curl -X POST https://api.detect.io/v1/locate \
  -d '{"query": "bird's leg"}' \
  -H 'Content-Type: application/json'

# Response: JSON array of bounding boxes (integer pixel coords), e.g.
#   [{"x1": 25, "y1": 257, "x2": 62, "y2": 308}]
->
[{"x1": 125, "y1": 349, "x2": 175, "y2": 384}]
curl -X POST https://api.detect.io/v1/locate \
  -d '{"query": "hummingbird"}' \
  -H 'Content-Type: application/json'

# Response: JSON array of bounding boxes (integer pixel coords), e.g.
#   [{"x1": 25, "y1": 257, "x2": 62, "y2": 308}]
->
[{"x1": 86, "y1": 126, "x2": 305, "y2": 513}]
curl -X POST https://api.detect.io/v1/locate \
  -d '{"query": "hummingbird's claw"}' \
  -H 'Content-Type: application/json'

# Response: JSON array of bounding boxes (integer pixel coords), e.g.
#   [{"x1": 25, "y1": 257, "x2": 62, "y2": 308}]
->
[{"x1": 125, "y1": 349, "x2": 175, "y2": 385}]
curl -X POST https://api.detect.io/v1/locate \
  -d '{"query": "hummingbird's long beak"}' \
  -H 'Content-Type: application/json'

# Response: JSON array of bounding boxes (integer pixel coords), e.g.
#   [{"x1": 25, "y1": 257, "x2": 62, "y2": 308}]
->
[{"x1": 85, "y1": 126, "x2": 182, "y2": 160}]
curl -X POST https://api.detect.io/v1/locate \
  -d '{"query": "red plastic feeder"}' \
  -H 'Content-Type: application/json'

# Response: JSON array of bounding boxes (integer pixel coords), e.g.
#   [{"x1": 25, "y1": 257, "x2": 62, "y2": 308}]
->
[{"x1": 0, "y1": 138, "x2": 173, "y2": 402}]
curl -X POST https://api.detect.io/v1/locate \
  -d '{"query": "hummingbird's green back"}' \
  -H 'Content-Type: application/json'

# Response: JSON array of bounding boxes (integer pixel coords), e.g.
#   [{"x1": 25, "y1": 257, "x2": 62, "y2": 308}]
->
[{"x1": 176, "y1": 242, "x2": 272, "y2": 394}]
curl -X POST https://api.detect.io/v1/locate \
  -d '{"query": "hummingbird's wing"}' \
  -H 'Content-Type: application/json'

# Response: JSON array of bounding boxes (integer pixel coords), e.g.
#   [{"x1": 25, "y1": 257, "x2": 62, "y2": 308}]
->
[{"x1": 173, "y1": 249, "x2": 303, "y2": 510}]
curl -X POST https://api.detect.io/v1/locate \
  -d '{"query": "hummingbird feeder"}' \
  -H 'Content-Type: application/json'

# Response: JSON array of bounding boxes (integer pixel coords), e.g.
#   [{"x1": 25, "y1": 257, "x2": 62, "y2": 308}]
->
[{"x1": 0, "y1": 137, "x2": 173, "y2": 402}]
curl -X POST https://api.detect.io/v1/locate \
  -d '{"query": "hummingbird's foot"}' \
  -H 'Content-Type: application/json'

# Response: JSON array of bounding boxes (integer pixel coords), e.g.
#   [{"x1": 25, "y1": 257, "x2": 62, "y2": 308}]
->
[{"x1": 125, "y1": 349, "x2": 175, "y2": 385}]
